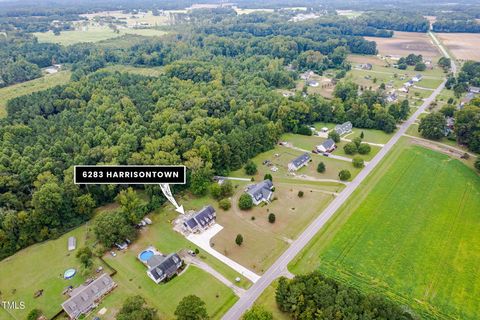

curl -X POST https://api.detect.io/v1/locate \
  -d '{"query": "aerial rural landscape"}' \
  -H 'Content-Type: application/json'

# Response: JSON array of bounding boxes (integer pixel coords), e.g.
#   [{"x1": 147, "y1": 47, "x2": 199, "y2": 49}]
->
[{"x1": 0, "y1": 0, "x2": 479, "y2": 320}]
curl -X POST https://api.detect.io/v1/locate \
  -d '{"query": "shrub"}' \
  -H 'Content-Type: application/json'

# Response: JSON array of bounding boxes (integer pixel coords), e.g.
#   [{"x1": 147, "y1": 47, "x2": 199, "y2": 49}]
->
[
  {"x1": 328, "y1": 131, "x2": 340, "y2": 143},
  {"x1": 475, "y1": 157, "x2": 480, "y2": 172},
  {"x1": 352, "y1": 157, "x2": 364, "y2": 168},
  {"x1": 339, "y1": 169, "x2": 352, "y2": 181},
  {"x1": 245, "y1": 160, "x2": 257, "y2": 175},
  {"x1": 298, "y1": 191, "x2": 304, "y2": 197},
  {"x1": 360, "y1": 131, "x2": 364, "y2": 139},
  {"x1": 235, "y1": 234, "x2": 244, "y2": 246},
  {"x1": 264, "y1": 173, "x2": 273, "y2": 181},
  {"x1": 268, "y1": 213, "x2": 276, "y2": 223},
  {"x1": 352, "y1": 136, "x2": 362, "y2": 147},
  {"x1": 238, "y1": 194, "x2": 253, "y2": 210},
  {"x1": 210, "y1": 183, "x2": 222, "y2": 199},
  {"x1": 357, "y1": 143, "x2": 371, "y2": 155},
  {"x1": 219, "y1": 198, "x2": 231, "y2": 210},
  {"x1": 317, "y1": 162, "x2": 326, "y2": 173},
  {"x1": 297, "y1": 125, "x2": 313, "y2": 136},
  {"x1": 343, "y1": 142, "x2": 357, "y2": 155}
]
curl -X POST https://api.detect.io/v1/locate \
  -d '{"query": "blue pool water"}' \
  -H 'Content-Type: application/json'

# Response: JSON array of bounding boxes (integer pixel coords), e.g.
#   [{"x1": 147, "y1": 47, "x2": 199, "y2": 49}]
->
[
  {"x1": 64, "y1": 268, "x2": 76, "y2": 279},
  {"x1": 139, "y1": 250, "x2": 154, "y2": 262}
]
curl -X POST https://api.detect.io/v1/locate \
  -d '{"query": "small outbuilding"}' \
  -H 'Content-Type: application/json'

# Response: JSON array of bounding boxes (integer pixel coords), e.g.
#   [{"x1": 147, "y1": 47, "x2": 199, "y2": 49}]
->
[{"x1": 67, "y1": 237, "x2": 76, "y2": 251}]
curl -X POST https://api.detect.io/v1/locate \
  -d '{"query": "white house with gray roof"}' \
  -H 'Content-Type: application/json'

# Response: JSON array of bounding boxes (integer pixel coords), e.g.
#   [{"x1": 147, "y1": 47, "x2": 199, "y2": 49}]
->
[
  {"x1": 316, "y1": 138, "x2": 336, "y2": 153},
  {"x1": 288, "y1": 152, "x2": 311, "y2": 171},
  {"x1": 61, "y1": 274, "x2": 116, "y2": 319},
  {"x1": 334, "y1": 121, "x2": 353, "y2": 136},
  {"x1": 183, "y1": 205, "x2": 216, "y2": 233},
  {"x1": 245, "y1": 179, "x2": 274, "y2": 205},
  {"x1": 146, "y1": 253, "x2": 183, "y2": 284}
]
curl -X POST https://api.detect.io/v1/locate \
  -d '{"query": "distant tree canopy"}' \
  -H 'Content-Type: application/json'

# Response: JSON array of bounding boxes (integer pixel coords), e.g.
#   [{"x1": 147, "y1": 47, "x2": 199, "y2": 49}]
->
[
  {"x1": 359, "y1": 11, "x2": 429, "y2": 32},
  {"x1": 276, "y1": 272, "x2": 416, "y2": 320}
]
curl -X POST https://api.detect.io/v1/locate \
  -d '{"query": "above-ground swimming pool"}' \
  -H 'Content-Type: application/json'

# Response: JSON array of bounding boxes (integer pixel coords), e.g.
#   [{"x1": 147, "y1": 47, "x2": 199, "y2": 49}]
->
[
  {"x1": 139, "y1": 250, "x2": 154, "y2": 263},
  {"x1": 64, "y1": 268, "x2": 76, "y2": 279}
]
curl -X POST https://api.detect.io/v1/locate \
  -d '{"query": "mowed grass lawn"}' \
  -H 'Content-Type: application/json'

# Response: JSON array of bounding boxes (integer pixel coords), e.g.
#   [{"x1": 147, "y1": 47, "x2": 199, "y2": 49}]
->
[
  {"x1": 290, "y1": 139, "x2": 480, "y2": 319},
  {"x1": 0, "y1": 71, "x2": 71, "y2": 118},
  {"x1": 0, "y1": 224, "x2": 109, "y2": 320}
]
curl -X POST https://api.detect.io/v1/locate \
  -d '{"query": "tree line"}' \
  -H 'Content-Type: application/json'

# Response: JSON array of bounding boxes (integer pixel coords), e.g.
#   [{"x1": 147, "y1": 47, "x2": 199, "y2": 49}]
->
[{"x1": 276, "y1": 272, "x2": 417, "y2": 319}]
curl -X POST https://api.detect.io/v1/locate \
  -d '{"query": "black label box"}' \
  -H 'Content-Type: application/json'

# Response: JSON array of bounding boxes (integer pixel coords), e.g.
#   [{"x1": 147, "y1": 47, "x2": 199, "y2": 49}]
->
[{"x1": 74, "y1": 165, "x2": 186, "y2": 184}]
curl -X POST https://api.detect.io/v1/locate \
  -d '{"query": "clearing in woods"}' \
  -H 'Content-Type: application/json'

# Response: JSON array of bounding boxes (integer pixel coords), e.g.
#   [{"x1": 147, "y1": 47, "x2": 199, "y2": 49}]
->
[
  {"x1": 289, "y1": 139, "x2": 480, "y2": 319},
  {"x1": 366, "y1": 31, "x2": 440, "y2": 58}
]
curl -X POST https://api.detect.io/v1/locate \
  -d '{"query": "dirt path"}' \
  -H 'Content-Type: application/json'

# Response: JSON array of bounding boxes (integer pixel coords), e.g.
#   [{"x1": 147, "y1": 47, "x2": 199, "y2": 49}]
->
[{"x1": 403, "y1": 134, "x2": 475, "y2": 158}]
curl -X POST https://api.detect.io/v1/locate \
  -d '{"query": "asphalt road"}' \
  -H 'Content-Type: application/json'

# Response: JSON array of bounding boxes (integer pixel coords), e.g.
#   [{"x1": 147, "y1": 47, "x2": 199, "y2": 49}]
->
[{"x1": 222, "y1": 35, "x2": 454, "y2": 320}]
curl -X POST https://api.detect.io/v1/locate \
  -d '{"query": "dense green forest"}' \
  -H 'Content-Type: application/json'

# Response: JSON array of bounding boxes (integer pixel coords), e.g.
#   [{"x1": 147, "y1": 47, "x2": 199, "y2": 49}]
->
[
  {"x1": 0, "y1": 6, "x2": 431, "y2": 259},
  {"x1": 276, "y1": 272, "x2": 416, "y2": 319},
  {"x1": 359, "y1": 11, "x2": 429, "y2": 32}
]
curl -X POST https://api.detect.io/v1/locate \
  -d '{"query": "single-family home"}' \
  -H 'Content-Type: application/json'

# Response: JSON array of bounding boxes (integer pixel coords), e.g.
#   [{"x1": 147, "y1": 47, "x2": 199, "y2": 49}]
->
[
  {"x1": 146, "y1": 253, "x2": 183, "y2": 284},
  {"x1": 404, "y1": 80, "x2": 414, "y2": 88},
  {"x1": 245, "y1": 180, "x2": 274, "y2": 205},
  {"x1": 288, "y1": 153, "x2": 311, "y2": 171},
  {"x1": 360, "y1": 63, "x2": 372, "y2": 70},
  {"x1": 299, "y1": 70, "x2": 314, "y2": 80},
  {"x1": 468, "y1": 86, "x2": 480, "y2": 94},
  {"x1": 386, "y1": 91, "x2": 398, "y2": 103},
  {"x1": 183, "y1": 205, "x2": 216, "y2": 233},
  {"x1": 334, "y1": 121, "x2": 353, "y2": 136},
  {"x1": 399, "y1": 86, "x2": 409, "y2": 93},
  {"x1": 316, "y1": 138, "x2": 336, "y2": 153},
  {"x1": 412, "y1": 74, "x2": 423, "y2": 82},
  {"x1": 61, "y1": 274, "x2": 116, "y2": 319}
]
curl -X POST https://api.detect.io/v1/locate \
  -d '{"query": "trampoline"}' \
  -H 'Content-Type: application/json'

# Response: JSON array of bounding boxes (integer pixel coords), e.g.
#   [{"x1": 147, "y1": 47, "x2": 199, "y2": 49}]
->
[
  {"x1": 139, "y1": 250, "x2": 154, "y2": 263},
  {"x1": 64, "y1": 268, "x2": 76, "y2": 279}
]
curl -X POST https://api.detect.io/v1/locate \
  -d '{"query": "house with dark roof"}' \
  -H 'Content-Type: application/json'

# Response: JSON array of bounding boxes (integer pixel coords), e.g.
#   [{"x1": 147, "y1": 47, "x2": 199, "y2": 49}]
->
[
  {"x1": 146, "y1": 253, "x2": 183, "y2": 284},
  {"x1": 288, "y1": 152, "x2": 311, "y2": 171},
  {"x1": 246, "y1": 180, "x2": 274, "y2": 205},
  {"x1": 334, "y1": 121, "x2": 353, "y2": 136},
  {"x1": 316, "y1": 138, "x2": 336, "y2": 153},
  {"x1": 61, "y1": 274, "x2": 116, "y2": 319},
  {"x1": 386, "y1": 91, "x2": 398, "y2": 103},
  {"x1": 183, "y1": 205, "x2": 216, "y2": 233}
]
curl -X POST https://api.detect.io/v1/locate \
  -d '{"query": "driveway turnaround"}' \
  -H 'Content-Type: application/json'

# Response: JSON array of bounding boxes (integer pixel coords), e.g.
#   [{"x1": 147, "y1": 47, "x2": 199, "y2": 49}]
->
[
  {"x1": 221, "y1": 45, "x2": 454, "y2": 320},
  {"x1": 186, "y1": 224, "x2": 261, "y2": 283}
]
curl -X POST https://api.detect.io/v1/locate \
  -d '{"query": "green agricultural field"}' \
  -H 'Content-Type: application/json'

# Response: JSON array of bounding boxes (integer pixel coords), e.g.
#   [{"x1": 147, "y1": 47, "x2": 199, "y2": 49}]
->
[
  {"x1": 290, "y1": 139, "x2": 480, "y2": 319},
  {"x1": 0, "y1": 71, "x2": 71, "y2": 118},
  {"x1": 34, "y1": 26, "x2": 167, "y2": 46}
]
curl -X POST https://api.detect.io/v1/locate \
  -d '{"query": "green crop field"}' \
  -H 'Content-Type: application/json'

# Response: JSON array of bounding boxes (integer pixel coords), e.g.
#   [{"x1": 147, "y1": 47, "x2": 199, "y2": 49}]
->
[
  {"x1": 0, "y1": 71, "x2": 71, "y2": 118},
  {"x1": 290, "y1": 139, "x2": 480, "y2": 319}
]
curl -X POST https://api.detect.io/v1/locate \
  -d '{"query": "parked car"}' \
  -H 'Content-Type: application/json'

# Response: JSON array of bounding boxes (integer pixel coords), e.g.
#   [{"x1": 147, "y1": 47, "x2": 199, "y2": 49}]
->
[
  {"x1": 110, "y1": 251, "x2": 117, "y2": 257},
  {"x1": 143, "y1": 217, "x2": 152, "y2": 225},
  {"x1": 322, "y1": 153, "x2": 330, "y2": 157},
  {"x1": 187, "y1": 249, "x2": 196, "y2": 256}
]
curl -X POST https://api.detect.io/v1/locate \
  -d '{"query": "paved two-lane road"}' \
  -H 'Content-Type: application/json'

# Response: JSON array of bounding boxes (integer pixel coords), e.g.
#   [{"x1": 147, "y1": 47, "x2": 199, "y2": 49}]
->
[{"x1": 222, "y1": 34, "x2": 454, "y2": 320}]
